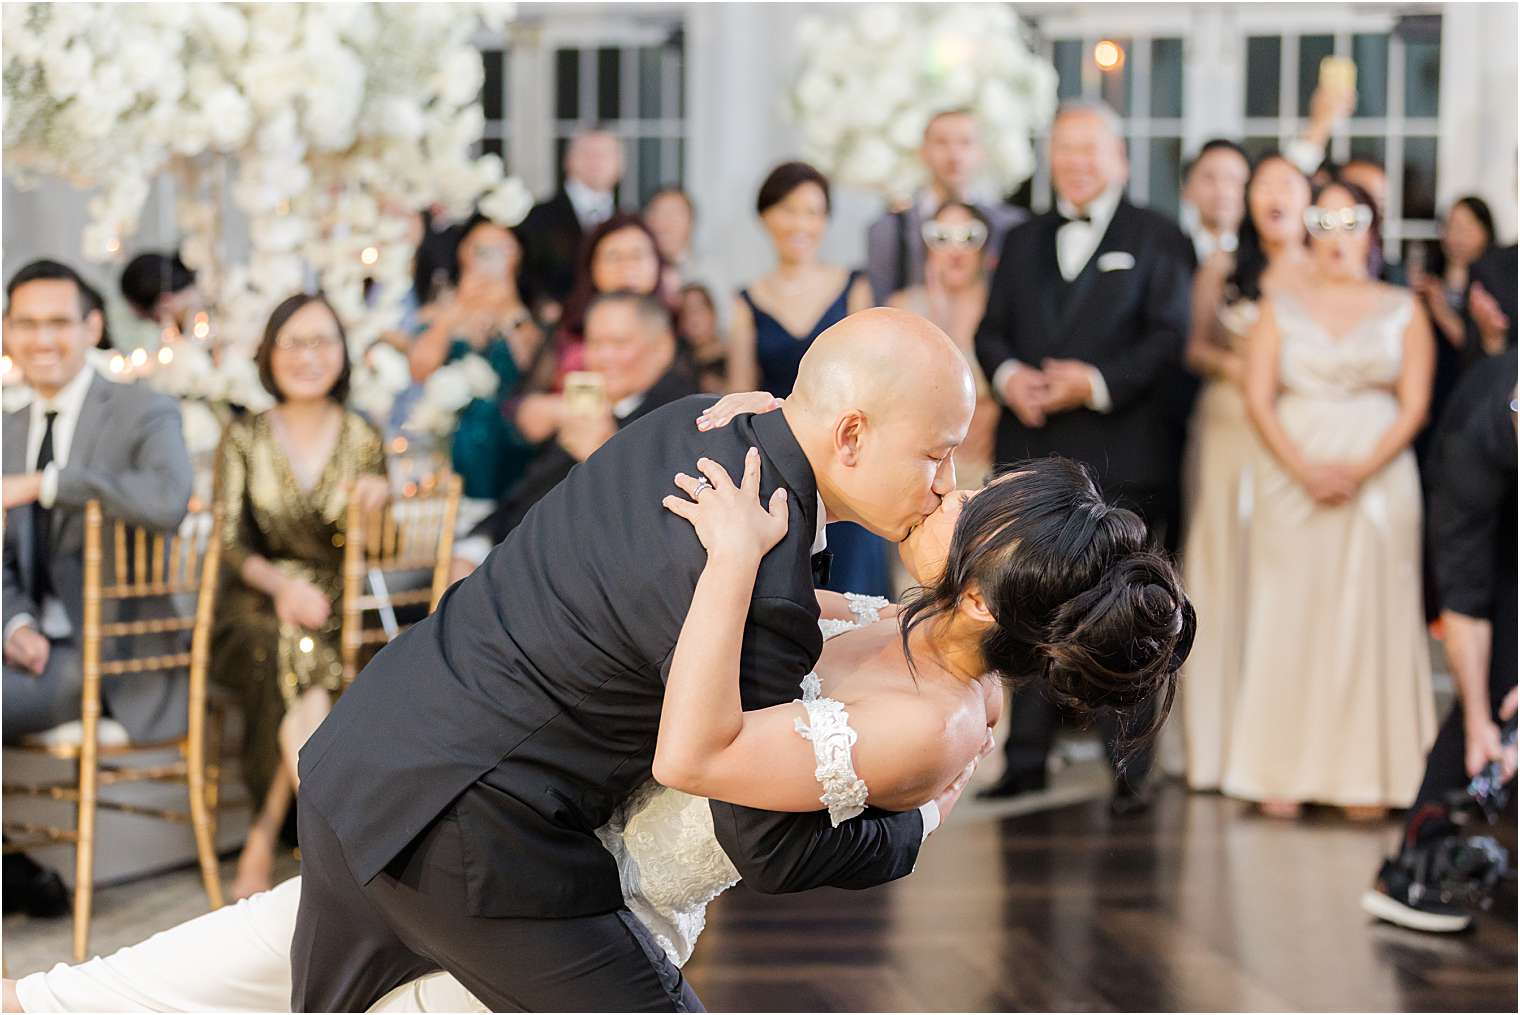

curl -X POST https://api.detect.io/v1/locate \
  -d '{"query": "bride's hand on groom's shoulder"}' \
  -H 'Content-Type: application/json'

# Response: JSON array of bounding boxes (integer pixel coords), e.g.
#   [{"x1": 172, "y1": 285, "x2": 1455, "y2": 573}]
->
[
  {"x1": 695, "y1": 391, "x2": 782, "y2": 432},
  {"x1": 664, "y1": 448, "x2": 789, "y2": 565}
]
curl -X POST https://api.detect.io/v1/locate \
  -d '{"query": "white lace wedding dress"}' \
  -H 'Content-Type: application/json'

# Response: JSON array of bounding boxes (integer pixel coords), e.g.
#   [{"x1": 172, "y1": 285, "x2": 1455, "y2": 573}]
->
[{"x1": 15, "y1": 596, "x2": 889, "y2": 1014}]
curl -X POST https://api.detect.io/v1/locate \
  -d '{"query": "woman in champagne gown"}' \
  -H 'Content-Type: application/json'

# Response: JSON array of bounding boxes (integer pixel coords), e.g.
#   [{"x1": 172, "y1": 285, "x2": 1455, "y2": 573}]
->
[
  {"x1": 1173, "y1": 154, "x2": 1312, "y2": 790},
  {"x1": 1225, "y1": 180, "x2": 1438, "y2": 815},
  {"x1": 7, "y1": 456, "x2": 1193, "y2": 1014}
]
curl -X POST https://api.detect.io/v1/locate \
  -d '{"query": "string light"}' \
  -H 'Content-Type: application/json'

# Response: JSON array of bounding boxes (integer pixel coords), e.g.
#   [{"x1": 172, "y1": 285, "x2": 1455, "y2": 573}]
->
[
  {"x1": 192, "y1": 311, "x2": 210, "y2": 340},
  {"x1": 130, "y1": 348, "x2": 149, "y2": 368},
  {"x1": 361, "y1": 246, "x2": 379, "y2": 266},
  {"x1": 109, "y1": 354, "x2": 127, "y2": 374},
  {"x1": 158, "y1": 346, "x2": 175, "y2": 365},
  {"x1": 105, "y1": 237, "x2": 121, "y2": 254},
  {"x1": 390, "y1": 437, "x2": 409, "y2": 454},
  {"x1": 1094, "y1": 40, "x2": 1125, "y2": 72}
]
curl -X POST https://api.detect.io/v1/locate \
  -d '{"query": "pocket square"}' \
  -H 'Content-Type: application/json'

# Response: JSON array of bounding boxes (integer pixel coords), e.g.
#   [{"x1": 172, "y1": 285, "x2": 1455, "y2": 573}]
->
[{"x1": 1097, "y1": 251, "x2": 1135, "y2": 272}]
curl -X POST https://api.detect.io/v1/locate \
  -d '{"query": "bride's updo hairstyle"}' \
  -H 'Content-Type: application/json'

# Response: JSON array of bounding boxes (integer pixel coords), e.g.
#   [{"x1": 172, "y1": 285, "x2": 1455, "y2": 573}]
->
[{"x1": 899, "y1": 456, "x2": 1194, "y2": 746}]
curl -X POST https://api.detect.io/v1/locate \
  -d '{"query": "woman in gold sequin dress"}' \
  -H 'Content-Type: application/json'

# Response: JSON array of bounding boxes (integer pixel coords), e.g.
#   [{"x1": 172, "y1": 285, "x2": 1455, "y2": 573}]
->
[{"x1": 211, "y1": 294, "x2": 389, "y2": 897}]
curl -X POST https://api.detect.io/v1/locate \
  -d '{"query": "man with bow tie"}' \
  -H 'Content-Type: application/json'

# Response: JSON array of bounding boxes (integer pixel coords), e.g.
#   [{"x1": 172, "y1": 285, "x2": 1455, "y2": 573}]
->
[{"x1": 973, "y1": 100, "x2": 1193, "y2": 813}]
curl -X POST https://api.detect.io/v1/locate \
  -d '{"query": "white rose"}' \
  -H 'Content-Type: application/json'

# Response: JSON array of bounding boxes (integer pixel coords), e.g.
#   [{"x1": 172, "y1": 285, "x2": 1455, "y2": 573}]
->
[
  {"x1": 460, "y1": 355, "x2": 500, "y2": 400},
  {"x1": 478, "y1": 177, "x2": 533, "y2": 229},
  {"x1": 436, "y1": 45, "x2": 486, "y2": 106},
  {"x1": 422, "y1": 364, "x2": 473, "y2": 415},
  {"x1": 42, "y1": 42, "x2": 92, "y2": 101},
  {"x1": 366, "y1": 343, "x2": 413, "y2": 394},
  {"x1": 839, "y1": 136, "x2": 897, "y2": 191},
  {"x1": 180, "y1": 400, "x2": 225, "y2": 456},
  {"x1": 203, "y1": 85, "x2": 253, "y2": 150},
  {"x1": 855, "y1": 6, "x2": 903, "y2": 46}
]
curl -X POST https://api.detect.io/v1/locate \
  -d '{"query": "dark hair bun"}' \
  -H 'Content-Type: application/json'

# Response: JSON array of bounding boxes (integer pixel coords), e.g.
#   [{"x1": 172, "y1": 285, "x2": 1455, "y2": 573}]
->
[{"x1": 1039, "y1": 550, "x2": 1196, "y2": 734}]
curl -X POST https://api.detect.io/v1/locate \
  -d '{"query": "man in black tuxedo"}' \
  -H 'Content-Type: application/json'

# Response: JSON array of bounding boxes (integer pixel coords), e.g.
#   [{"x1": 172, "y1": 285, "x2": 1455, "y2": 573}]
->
[
  {"x1": 291, "y1": 308, "x2": 976, "y2": 1011},
  {"x1": 973, "y1": 100, "x2": 1192, "y2": 811},
  {"x1": 461, "y1": 291, "x2": 699, "y2": 554},
  {"x1": 516, "y1": 128, "x2": 623, "y2": 318}
]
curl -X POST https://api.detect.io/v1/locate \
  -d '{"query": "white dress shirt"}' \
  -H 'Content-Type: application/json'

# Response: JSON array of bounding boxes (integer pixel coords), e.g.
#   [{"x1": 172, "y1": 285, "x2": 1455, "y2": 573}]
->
[
  {"x1": 564, "y1": 178, "x2": 615, "y2": 231},
  {"x1": 989, "y1": 185, "x2": 1122, "y2": 415},
  {"x1": 5, "y1": 365, "x2": 97, "y2": 644}
]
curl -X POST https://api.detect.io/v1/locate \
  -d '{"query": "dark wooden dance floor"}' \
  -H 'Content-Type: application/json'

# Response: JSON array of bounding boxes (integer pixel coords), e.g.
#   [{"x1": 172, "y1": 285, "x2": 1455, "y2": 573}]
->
[{"x1": 683, "y1": 784, "x2": 1517, "y2": 1012}]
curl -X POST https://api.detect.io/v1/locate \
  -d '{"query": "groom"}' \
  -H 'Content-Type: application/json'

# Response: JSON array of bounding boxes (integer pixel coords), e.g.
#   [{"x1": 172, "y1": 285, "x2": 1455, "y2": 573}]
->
[{"x1": 292, "y1": 308, "x2": 976, "y2": 1011}]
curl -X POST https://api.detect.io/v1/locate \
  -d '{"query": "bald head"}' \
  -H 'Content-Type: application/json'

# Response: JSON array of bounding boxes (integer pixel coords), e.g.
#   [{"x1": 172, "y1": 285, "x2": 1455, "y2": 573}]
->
[
  {"x1": 792, "y1": 307, "x2": 972, "y2": 419},
  {"x1": 784, "y1": 307, "x2": 976, "y2": 541}
]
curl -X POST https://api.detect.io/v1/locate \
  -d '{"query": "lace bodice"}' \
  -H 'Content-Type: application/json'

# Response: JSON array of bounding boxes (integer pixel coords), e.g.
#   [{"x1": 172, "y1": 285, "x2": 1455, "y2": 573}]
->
[{"x1": 594, "y1": 596, "x2": 886, "y2": 966}]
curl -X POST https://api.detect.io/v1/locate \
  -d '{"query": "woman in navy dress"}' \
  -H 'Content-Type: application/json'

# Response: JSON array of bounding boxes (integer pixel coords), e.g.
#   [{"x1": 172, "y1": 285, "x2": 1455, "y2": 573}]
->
[{"x1": 727, "y1": 161, "x2": 887, "y2": 596}]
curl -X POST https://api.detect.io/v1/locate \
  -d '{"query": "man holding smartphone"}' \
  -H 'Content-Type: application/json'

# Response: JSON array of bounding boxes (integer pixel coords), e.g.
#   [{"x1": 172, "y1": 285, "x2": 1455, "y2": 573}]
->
[{"x1": 459, "y1": 291, "x2": 698, "y2": 555}]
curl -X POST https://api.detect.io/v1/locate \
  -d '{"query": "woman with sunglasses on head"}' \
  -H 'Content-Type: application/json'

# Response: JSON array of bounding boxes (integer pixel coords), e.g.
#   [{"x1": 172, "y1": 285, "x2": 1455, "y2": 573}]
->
[
  {"x1": 887, "y1": 202, "x2": 1000, "y2": 486},
  {"x1": 1226, "y1": 178, "x2": 1438, "y2": 819},
  {"x1": 1172, "y1": 153, "x2": 1313, "y2": 793}
]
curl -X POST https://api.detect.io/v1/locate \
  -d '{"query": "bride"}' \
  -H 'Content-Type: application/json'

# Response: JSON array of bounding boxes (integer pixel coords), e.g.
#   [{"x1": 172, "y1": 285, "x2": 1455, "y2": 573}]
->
[{"x1": 6, "y1": 446, "x2": 1193, "y2": 1014}]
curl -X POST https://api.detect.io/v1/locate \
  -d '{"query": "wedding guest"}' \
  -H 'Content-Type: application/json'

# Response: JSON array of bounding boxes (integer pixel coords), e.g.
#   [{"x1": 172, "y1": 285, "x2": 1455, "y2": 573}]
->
[
  {"x1": 412, "y1": 205, "x2": 469, "y2": 307},
  {"x1": 1174, "y1": 153, "x2": 1312, "y2": 791},
  {"x1": 973, "y1": 100, "x2": 1193, "y2": 812},
  {"x1": 865, "y1": 108, "x2": 1025, "y2": 304},
  {"x1": 463, "y1": 291, "x2": 697, "y2": 554},
  {"x1": 727, "y1": 160, "x2": 887, "y2": 597},
  {"x1": 517, "y1": 128, "x2": 624, "y2": 319},
  {"x1": 1180, "y1": 139, "x2": 1250, "y2": 264},
  {"x1": 1227, "y1": 179, "x2": 1437, "y2": 818},
  {"x1": 408, "y1": 213, "x2": 544, "y2": 506},
  {"x1": 887, "y1": 201, "x2": 999, "y2": 486},
  {"x1": 119, "y1": 251, "x2": 201, "y2": 331},
  {"x1": 211, "y1": 293, "x2": 389, "y2": 898},
  {"x1": 2, "y1": 259, "x2": 194, "y2": 918},
  {"x1": 1410, "y1": 198, "x2": 1496, "y2": 463},
  {"x1": 677, "y1": 283, "x2": 727, "y2": 393},
  {"x1": 644, "y1": 186, "x2": 696, "y2": 296}
]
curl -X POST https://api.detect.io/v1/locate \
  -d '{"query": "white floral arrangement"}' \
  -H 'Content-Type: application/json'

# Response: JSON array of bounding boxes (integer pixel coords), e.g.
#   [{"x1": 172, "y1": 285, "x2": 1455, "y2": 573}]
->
[
  {"x1": 3, "y1": 2, "x2": 532, "y2": 362},
  {"x1": 786, "y1": 4, "x2": 1058, "y2": 201},
  {"x1": 405, "y1": 353, "x2": 501, "y2": 437}
]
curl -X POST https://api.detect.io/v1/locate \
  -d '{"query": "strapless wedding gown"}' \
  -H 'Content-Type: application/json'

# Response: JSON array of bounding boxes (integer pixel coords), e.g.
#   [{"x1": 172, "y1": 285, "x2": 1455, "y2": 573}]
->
[{"x1": 15, "y1": 596, "x2": 889, "y2": 1014}]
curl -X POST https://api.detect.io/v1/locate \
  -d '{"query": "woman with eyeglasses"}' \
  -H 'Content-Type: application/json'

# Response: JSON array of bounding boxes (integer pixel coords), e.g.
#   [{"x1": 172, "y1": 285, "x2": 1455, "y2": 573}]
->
[
  {"x1": 1172, "y1": 153, "x2": 1313, "y2": 794},
  {"x1": 887, "y1": 201, "x2": 1000, "y2": 487},
  {"x1": 212, "y1": 293, "x2": 391, "y2": 897},
  {"x1": 1226, "y1": 179, "x2": 1437, "y2": 819}
]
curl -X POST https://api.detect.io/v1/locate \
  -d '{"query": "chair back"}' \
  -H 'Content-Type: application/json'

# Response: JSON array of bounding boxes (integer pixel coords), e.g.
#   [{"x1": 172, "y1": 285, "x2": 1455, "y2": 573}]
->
[{"x1": 340, "y1": 473, "x2": 462, "y2": 683}]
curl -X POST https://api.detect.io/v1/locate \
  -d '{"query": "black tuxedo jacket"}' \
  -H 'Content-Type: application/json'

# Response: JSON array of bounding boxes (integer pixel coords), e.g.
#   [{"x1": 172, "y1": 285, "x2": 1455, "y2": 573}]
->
[
  {"x1": 517, "y1": 189, "x2": 585, "y2": 309},
  {"x1": 473, "y1": 366, "x2": 699, "y2": 545},
  {"x1": 974, "y1": 200, "x2": 1193, "y2": 494},
  {"x1": 299, "y1": 397, "x2": 923, "y2": 918}
]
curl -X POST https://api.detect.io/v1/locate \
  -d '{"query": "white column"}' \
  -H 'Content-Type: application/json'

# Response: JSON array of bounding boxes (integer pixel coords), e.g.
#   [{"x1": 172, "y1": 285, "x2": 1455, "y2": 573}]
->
[{"x1": 1438, "y1": 2, "x2": 1517, "y2": 241}]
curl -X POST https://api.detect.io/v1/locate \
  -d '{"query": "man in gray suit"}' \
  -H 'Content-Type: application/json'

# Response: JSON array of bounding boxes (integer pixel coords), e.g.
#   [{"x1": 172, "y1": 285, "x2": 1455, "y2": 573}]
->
[
  {"x1": 865, "y1": 108, "x2": 1027, "y2": 305},
  {"x1": 3, "y1": 259, "x2": 194, "y2": 745}
]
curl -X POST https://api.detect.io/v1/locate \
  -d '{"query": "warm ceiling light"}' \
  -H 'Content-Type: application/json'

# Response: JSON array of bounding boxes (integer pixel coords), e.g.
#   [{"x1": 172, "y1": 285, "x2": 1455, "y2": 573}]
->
[{"x1": 1094, "y1": 39, "x2": 1125, "y2": 72}]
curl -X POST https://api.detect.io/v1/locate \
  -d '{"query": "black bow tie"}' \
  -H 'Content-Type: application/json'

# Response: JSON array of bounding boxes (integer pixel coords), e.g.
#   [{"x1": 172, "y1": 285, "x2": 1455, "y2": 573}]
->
[
  {"x1": 1059, "y1": 209, "x2": 1092, "y2": 225},
  {"x1": 811, "y1": 550, "x2": 833, "y2": 587}
]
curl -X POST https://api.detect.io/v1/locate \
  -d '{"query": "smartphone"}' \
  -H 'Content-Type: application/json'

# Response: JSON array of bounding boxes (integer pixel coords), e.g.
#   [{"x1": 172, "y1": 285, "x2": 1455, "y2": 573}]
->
[
  {"x1": 563, "y1": 371, "x2": 607, "y2": 416},
  {"x1": 1319, "y1": 56, "x2": 1357, "y2": 96}
]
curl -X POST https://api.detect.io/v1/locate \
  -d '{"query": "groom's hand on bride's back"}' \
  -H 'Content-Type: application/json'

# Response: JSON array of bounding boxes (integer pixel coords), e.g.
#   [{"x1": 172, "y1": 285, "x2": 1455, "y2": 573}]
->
[{"x1": 929, "y1": 731, "x2": 996, "y2": 830}]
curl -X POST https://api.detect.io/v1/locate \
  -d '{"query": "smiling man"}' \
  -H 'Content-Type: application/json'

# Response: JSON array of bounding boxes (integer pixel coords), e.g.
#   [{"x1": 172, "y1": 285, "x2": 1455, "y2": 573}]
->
[{"x1": 2, "y1": 258, "x2": 193, "y2": 916}]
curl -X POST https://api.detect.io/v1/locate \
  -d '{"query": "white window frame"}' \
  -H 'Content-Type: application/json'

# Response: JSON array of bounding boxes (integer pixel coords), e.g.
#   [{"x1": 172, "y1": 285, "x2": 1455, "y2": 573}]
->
[{"x1": 477, "y1": 12, "x2": 688, "y2": 204}]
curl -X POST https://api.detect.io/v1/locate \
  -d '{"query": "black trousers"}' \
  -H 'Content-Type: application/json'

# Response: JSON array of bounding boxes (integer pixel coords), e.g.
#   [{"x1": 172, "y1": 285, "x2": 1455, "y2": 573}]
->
[
  {"x1": 290, "y1": 795, "x2": 702, "y2": 1013},
  {"x1": 1001, "y1": 686, "x2": 1156, "y2": 789}
]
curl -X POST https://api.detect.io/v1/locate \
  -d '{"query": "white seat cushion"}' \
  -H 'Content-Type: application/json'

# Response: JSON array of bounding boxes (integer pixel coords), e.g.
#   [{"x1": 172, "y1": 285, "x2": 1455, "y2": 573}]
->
[{"x1": 22, "y1": 718, "x2": 131, "y2": 749}]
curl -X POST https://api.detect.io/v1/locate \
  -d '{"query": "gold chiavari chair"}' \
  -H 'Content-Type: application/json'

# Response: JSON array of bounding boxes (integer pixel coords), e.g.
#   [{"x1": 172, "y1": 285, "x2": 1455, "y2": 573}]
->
[
  {"x1": 3, "y1": 502, "x2": 225, "y2": 961},
  {"x1": 340, "y1": 474, "x2": 462, "y2": 684}
]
